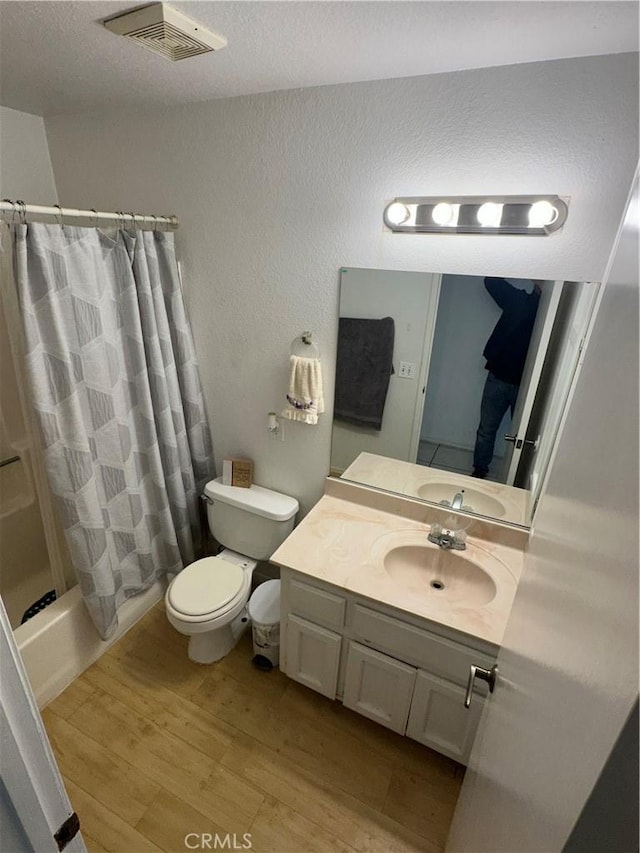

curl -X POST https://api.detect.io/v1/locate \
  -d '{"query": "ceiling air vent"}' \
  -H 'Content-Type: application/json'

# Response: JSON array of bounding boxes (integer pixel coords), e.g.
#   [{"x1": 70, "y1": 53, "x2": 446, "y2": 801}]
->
[{"x1": 103, "y1": 3, "x2": 227, "y2": 62}]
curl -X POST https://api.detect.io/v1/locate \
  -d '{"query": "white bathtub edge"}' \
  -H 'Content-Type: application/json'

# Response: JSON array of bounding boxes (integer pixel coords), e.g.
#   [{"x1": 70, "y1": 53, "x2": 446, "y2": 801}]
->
[{"x1": 15, "y1": 581, "x2": 165, "y2": 709}]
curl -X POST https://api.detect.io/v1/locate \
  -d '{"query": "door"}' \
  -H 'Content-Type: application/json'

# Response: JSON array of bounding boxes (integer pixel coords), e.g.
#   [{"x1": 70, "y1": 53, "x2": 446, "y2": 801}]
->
[
  {"x1": 406, "y1": 670, "x2": 483, "y2": 765},
  {"x1": 502, "y1": 279, "x2": 563, "y2": 484},
  {"x1": 408, "y1": 273, "x2": 442, "y2": 461},
  {"x1": 342, "y1": 641, "x2": 416, "y2": 734},
  {"x1": 0, "y1": 596, "x2": 86, "y2": 852},
  {"x1": 446, "y1": 173, "x2": 639, "y2": 851},
  {"x1": 515, "y1": 280, "x2": 600, "y2": 499},
  {"x1": 284, "y1": 614, "x2": 342, "y2": 699}
]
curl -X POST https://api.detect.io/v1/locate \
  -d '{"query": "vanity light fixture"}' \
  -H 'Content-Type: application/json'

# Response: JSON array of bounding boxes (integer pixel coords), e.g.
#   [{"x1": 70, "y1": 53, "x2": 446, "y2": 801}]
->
[{"x1": 383, "y1": 195, "x2": 569, "y2": 235}]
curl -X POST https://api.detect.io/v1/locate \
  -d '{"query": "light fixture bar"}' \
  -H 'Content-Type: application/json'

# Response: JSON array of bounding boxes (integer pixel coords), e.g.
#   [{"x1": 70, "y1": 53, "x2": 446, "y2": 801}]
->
[{"x1": 383, "y1": 195, "x2": 569, "y2": 235}]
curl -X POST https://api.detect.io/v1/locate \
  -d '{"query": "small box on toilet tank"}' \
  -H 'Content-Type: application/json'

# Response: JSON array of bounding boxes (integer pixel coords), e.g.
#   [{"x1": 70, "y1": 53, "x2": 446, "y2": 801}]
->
[{"x1": 222, "y1": 457, "x2": 254, "y2": 488}]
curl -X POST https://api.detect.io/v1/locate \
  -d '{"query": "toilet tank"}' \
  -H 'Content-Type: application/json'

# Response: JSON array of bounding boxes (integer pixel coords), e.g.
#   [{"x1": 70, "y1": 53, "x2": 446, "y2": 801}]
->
[{"x1": 203, "y1": 478, "x2": 299, "y2": 560}]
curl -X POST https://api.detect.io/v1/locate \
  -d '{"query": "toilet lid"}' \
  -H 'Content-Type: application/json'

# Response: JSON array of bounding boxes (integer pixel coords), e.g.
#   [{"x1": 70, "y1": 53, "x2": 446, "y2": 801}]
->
[{"x1": 168, "y1": 557, "x2": 245, "y2": 617}]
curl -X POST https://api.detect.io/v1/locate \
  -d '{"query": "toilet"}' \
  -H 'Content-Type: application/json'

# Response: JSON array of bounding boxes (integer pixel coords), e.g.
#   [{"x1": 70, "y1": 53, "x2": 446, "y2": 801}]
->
[{"x1": 165, "y1": 477, "x2": 298, "y2": 664}]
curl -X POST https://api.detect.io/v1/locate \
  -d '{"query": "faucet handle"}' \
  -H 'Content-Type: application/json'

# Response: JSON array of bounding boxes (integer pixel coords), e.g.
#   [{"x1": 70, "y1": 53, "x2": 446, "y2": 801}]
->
[
  {"x1": 453, "y1": 529, "x2": 467, "y2": 545},
  {"x1": 429, "y1": 522, "x2": 442, "y2": 537}
]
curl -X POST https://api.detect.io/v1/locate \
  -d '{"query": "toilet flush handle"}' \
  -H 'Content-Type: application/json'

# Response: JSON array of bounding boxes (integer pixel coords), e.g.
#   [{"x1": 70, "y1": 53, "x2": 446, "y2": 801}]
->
[
  {"x1": 464, "y1": 664, "x2": 498, "y2": 708},
  {"x1": 200, "y1": 493, "x2": 213, "y2": 506}
]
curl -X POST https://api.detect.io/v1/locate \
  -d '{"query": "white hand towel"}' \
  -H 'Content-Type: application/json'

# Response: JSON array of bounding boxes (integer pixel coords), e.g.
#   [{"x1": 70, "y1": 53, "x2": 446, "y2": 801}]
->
[{"x1": 282, "y1": 355, "x2": 325, "y2": 425}]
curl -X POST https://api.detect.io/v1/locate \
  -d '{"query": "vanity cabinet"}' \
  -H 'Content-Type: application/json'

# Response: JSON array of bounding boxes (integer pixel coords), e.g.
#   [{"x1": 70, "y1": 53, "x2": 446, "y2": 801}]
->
[{"x1": 280, "y1": 569, "x2": 496, "y2": 765}]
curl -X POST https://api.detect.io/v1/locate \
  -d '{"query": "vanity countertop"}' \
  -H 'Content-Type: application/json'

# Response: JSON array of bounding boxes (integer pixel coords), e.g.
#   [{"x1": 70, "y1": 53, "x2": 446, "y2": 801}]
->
[
  {"x1": 271, "y1": 491, "x2": 524, "y2": 649},
  {"x1": 341, "y1": 452, "x2": 529, "y2": 526}
]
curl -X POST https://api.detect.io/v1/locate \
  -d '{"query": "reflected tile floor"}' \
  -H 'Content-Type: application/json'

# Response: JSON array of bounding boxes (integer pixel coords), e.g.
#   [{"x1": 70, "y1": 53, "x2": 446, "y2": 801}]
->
[
  {"x1": 42, "y1": 602, "x2": 464, "y2": 853},
  {"x1": 417, "y1": 442, "x2": 502, "y2": 483}
]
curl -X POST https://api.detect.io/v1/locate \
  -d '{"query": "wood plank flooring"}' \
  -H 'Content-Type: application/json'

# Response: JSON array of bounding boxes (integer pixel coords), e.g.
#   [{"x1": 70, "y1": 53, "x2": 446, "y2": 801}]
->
[{"x1": 42, "y1": 602, "x2": 464, "y2": 853}]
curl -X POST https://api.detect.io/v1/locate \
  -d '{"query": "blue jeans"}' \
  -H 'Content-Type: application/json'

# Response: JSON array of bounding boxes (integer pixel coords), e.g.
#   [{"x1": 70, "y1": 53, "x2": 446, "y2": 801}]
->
[{"x1": 473, "y1": 373, "x2": 519, "y2": 474}]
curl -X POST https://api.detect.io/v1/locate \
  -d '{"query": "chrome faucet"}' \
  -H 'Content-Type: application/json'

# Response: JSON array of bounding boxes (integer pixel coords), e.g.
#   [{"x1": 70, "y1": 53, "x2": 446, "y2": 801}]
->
[
  {"x1": 428, "y1": 523, "x2": 467, "y2": 550},
  {"x1": 451, "y1": 489, "x2": 465, "y2": 510}
]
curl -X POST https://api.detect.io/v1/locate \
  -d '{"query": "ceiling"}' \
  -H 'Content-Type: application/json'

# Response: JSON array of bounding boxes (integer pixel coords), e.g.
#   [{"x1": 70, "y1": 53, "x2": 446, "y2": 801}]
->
[{"x1": 0, "y1": 1, "x2": 637, "y2": 117}]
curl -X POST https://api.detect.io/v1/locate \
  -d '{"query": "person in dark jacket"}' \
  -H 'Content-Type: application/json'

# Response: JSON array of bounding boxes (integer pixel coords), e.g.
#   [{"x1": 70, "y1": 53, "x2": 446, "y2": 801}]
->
[{"x1": 472, "y1": 277, "x2": 541, "y2": 478}]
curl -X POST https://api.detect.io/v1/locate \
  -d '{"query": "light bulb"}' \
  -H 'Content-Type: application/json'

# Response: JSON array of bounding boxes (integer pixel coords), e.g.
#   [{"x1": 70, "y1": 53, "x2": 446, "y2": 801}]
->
[
  {"x1": 432, "y1": 203, "x2": 454, "y2": 226},
  {"x1": 529, "y1": 200, "x2": 557, "y2": 228},
  {"x1": 477, "y1": 203, "x2": 503, "y2": 228},
  {"x1": 385, "y1": 202, "x2": 410, "y2": 226}
]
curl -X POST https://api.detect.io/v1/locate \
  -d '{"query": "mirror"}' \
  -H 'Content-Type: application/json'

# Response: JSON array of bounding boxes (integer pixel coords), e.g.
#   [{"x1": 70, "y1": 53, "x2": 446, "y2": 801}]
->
[{"x1": 331, "y1": 268, "x2": 599, "y2": 527}]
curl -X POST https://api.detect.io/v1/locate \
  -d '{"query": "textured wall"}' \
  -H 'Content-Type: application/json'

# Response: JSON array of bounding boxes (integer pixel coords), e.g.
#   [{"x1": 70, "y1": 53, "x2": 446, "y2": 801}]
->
[
  {"x1": 44, "y1": 53, "x2": 638, "y2": 513},
  {"x1": 0, "y1": 106, "x2": 57, "y2": 202}
]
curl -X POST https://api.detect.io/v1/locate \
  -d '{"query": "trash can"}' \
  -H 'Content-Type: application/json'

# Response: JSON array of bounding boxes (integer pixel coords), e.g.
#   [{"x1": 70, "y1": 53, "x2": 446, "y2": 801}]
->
[{"x1": 247, "y1": 579, "x2": 281, "y2": 667}]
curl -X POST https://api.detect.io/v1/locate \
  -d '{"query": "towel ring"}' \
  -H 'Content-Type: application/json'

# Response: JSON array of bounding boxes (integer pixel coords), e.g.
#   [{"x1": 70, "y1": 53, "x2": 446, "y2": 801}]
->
[{"x1": 290, "y1": 331, "x2": 320, "y2": 358}]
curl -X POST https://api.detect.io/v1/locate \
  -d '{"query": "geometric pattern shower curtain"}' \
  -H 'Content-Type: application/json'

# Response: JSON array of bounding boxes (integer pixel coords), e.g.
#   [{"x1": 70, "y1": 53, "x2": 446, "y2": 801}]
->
[{"x1": 12, "y1": 223, "x2": 215, "y2": 639}]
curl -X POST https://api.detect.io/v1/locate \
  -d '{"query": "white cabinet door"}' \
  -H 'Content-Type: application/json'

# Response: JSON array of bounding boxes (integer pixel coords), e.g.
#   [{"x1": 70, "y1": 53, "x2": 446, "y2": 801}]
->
[
  {"x1": 343, "y1": 641, "x2": 416, "y2": 734},
  {"x1": 284, "y1": 615, "x2": 342, "y2": 699},
  {"x1": 406, "y1": 670, "x2": 483, "y2": 764}
]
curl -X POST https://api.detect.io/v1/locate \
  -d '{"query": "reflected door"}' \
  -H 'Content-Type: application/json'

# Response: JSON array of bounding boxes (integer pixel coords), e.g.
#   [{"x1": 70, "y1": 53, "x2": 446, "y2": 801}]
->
[{"x1": 502, "y1": 280, "x2": 563, "y2": 484}]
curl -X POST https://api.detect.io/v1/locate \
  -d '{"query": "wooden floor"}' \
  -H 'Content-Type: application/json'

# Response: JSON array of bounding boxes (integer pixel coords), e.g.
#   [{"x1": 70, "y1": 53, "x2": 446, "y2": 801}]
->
[{"x1": 42, "y1": 602, "x2": 464, "y2": 853}]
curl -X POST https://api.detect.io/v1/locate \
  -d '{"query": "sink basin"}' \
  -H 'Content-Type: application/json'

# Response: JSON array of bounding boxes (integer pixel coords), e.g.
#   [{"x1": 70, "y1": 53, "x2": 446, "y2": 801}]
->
[
  {"x1": 384, "y1": 545, "x2": 497, "y2": 605},
  {"x1": 416, "y1": 483, "x2": 506, "y2": 518},
  {"x1": 370, "y1": 531, "x2": 500, "y2": 607}
]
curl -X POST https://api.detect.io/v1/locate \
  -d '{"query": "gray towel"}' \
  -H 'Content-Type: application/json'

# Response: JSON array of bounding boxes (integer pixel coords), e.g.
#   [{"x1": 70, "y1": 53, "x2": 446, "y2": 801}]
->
[{"x1": 334, "y1": 317, "x2": 395, "y2": 430}]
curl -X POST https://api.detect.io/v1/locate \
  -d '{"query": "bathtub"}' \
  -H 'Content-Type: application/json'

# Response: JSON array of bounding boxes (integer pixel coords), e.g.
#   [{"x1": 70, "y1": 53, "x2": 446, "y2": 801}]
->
[{"x1": 14, "y1": 580, "x2": 165, "y2": 708}]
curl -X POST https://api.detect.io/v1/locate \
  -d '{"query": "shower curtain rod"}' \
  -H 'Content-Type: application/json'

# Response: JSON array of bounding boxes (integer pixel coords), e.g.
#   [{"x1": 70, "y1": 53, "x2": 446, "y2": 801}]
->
[{"x1": 0, "y1": 200, "x2": 179, "y2": 230}]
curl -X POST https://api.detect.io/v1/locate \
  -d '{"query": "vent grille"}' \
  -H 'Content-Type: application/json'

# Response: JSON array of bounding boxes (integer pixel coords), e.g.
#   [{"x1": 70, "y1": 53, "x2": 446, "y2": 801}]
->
[
  {"x1": 103, "y1": 4, "x2": 227, "y2": 62},
  {"x1": 126, "y1": 21, "x2": 212, "y2": 61}
]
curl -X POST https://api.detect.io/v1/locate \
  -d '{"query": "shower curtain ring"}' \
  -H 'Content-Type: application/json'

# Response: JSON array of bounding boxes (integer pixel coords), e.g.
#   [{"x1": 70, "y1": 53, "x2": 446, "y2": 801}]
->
[
  {"x1": 2, "y1": 199, "x2": 16, "y2": 223},
  {"x1": 54, "y1": 204, "x2": 64, "y2": 226},
  {"x1": 151, "y1": 214, "x2": 158, "y2": 232},
  {"x1": 127, "y1": 212, "x2": 136, "y2": 230},
  {"x1": 90, "y1": 208, "x2": 99, "y2": 228},
  {"x1": 16, "y1": 200, "x2": 27, "y2": 224}
]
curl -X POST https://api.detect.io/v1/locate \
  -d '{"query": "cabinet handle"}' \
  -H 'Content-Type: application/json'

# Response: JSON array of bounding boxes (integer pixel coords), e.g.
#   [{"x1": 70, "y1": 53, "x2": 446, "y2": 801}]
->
[{"x1": 464, "y1": 664, "x2": 498, "y2": 708}]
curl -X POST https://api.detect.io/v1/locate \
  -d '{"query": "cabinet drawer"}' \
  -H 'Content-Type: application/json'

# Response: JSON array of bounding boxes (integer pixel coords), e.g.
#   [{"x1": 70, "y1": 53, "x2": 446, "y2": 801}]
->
[
  {"x1": 288, "y1": 579, "x2": 345, "y2": 631},
  {"x1": 351, "y1": 604, "x2": 494, "y2": 688}
]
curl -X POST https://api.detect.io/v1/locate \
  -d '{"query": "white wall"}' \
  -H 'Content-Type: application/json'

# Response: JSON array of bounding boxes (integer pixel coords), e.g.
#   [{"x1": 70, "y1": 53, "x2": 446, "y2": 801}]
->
[
  {"x1": 421, "y1": 274, "x2": 530, "y2": 453},
  {"x1": 43, "y1": 53, "x2": 638, "y2": 513},
  {"x1": 332, "y1": 268, "x2": 435, "y2": 472},
  {"x1": 0, "y1": 106, "x2": 57, "y2": 202}
]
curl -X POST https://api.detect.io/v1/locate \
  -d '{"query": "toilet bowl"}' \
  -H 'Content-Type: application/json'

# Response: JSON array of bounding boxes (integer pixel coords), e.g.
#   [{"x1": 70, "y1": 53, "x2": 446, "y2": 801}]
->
[
  {"x1": 165, "y1": 549, "x2": 256, "y2": 664},
  {"x1": 165, "y1": 478, "x2": 298, "y2": 664}
]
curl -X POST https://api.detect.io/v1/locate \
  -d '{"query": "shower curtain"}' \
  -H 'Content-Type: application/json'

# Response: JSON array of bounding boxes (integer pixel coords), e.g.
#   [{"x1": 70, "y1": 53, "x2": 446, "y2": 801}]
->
[{"x1": 9, "y1": 222, "x2": 214, "y2": 639}]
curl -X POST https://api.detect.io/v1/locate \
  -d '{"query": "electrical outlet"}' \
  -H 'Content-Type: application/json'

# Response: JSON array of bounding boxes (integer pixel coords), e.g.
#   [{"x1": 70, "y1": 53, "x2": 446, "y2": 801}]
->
[{"x1": 398, "y1": 361, "x2": 417, "y2": 379}]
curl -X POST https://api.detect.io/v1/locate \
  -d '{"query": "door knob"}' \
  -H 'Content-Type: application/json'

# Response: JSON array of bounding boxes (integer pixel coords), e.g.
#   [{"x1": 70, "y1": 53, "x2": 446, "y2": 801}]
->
[
  {"x1": 464, "y1": 664, "x2": 498, "y2": 708},
  {"x1": 504, "y1": 433, "x2": 517, "y2": 443}
]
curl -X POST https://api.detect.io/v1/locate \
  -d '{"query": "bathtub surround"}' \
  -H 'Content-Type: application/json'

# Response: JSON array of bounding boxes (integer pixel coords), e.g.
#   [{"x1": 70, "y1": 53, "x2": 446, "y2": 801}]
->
[{"x1": 10, "y1": 223, "x2": 214, "y2": 638}]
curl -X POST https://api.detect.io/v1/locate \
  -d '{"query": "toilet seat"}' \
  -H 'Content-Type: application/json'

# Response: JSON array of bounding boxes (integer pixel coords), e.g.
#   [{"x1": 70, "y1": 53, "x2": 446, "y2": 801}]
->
[{"x1": 168, "y1": 557, "x2": 246, "y2": 620}]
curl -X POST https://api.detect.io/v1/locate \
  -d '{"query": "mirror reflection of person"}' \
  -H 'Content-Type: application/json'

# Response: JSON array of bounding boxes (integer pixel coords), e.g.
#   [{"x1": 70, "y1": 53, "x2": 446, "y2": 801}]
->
[{"x1": 472, "y1": 277, "x2": 542, "y2": 479}]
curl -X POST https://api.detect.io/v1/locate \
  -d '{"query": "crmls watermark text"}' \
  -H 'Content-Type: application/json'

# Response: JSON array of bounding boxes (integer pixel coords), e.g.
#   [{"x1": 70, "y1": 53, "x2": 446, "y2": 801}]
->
[{"x1": 184, "y1": 833, "x2": 252, "y2": 850}]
